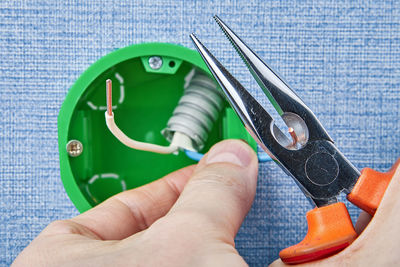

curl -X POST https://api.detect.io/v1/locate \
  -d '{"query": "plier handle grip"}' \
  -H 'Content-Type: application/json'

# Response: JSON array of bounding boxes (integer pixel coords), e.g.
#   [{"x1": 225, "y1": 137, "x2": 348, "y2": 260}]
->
[{"x1": 191, "y1": 16, "x2": 400, "y2": 264}]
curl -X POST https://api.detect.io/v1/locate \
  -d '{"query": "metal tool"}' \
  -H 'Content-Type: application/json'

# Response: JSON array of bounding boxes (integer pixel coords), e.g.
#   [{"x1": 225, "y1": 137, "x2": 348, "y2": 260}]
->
[{"x1": 191, "y1": 15, "x2": 400, "y2": 264}]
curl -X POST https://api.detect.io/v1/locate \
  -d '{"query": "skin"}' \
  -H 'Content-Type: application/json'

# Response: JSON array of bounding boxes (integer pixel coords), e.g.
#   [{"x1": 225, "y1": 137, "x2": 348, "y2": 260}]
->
[{"x1": 12, "y1": 140, "x2": 400, "y2": 267}]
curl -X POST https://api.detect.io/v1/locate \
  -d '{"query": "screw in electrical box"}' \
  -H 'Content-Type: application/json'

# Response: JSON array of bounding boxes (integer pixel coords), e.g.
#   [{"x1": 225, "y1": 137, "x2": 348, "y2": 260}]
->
[
  {"x1": 66, "y1": 140, "x2": 83, "y2": 157},
  {"x1": 148, "y1": 56, "x2": 163, "y2": 70}
]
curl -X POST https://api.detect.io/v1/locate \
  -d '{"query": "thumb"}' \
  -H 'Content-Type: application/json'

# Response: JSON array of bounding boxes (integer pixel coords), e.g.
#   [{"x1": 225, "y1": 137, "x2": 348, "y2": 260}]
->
[{"x1": 167, "y1": 139, "x2": 259, "y2": 242}]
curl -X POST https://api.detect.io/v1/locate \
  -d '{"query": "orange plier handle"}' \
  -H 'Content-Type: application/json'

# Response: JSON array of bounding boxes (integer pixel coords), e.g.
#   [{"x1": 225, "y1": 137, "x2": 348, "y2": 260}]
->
[{"x1": 280, "y1": 158, "x2": 400, "y2": 264}]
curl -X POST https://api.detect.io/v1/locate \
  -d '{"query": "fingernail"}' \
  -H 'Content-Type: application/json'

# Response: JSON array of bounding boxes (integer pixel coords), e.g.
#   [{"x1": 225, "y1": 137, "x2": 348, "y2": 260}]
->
[{"x1": 206, "y1": 141, "x2": 253, "y2": 167}]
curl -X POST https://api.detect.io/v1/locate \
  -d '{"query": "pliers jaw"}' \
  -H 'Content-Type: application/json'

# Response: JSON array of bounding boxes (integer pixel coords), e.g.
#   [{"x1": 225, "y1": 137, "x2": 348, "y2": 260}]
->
[
  {"x1": 213, "y1": 15, "x2": 333, "y2": 145},
  {"x1": 190, "y1": 17, "x2": 361, "y2": 207},
  {"x1": 190, "y1": 33, "x2": 275, "y2": 158}
]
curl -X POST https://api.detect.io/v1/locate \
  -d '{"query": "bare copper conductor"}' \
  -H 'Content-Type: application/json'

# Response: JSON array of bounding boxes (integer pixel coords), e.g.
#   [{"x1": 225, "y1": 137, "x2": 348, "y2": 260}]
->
[
  {"x1": 106, "y1": 79, "x2": 113, "y2": 116},
  {"x1": 288, "y1": 127, "x2": 298, "y2": 146}
]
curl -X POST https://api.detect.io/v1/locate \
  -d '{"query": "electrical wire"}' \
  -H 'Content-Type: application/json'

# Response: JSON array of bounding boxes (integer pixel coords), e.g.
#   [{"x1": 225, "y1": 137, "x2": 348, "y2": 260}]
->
[
  {"x1": 257, "y1": 152, "x2": 273, "y2": 163},
  {"x1": 184, "y1": 149, "x2": 204, "y2": 161},
  {"x1": 184, "y1": 149, "x2": 273, "y2": 163},
  {"x1": 105, "y1": 78, "x2": 274, "y2": 161},
  {"x1": 105, "y1": 79, "x2": 179, "y2": 154}
]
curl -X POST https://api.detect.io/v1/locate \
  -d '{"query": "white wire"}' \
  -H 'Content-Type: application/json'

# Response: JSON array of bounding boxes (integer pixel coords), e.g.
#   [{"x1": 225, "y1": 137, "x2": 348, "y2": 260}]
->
[{"x1": 105, "y1": 112, "x2": 178, "y2": 154}]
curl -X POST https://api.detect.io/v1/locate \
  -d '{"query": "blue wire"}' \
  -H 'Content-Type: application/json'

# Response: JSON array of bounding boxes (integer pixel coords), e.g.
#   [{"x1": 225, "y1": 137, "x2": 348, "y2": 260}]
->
[
  {"x1": 184, "y1": 149, "x2": 273, "y2": 163},
  {"x1": 257, "y1": 152, "x2": 273, "y2": 162},
  {"x1": 184, "y1": 149, "x2": 204, "y2": 161}
]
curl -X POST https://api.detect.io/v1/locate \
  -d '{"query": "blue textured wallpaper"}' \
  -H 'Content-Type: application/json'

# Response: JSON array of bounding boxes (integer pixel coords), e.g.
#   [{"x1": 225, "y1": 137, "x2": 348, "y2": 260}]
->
[{"x1": 1, "y1": 1, "x2": 399, "y2": 266}]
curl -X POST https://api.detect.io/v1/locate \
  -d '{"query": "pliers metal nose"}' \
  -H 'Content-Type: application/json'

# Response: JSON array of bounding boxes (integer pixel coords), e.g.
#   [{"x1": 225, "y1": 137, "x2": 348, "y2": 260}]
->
[{"x1": 190, "y1": 15, "x2": 400, "y2": 264}]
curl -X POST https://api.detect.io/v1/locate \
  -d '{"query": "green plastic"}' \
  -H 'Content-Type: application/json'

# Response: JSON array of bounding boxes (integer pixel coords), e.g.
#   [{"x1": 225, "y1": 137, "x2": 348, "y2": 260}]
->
[
  {"x1": 140, "y1": 56, "x2": 183, "y2": 74},
  {"x1": 58, "y1": 43, "x2": 256, "y2": 213}
]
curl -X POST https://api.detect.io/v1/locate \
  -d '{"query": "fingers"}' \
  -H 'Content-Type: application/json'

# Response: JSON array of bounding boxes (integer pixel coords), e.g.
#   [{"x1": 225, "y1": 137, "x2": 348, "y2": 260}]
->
[
  {"x1": 270, "y1": 162, "x2": 400, "y2": 267},
  {"x1": 63, "y1": 165, "x2": 195, "y2": 240},
  {"x1": 355, "y1": 211, "x2": 372, "y2": 234},
  {"x1": 339, "y1": 162, "x2": 400, "y2": 264},
  {"x1": 167, "y1": 140, "x2": 259, "y2": 242}
]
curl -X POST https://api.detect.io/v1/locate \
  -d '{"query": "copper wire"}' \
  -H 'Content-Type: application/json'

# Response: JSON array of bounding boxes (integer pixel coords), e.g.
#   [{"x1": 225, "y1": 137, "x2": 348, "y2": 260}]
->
[
  {"x1": 288, "y1": 127, "x2": 298, "y2": 146},
  {"x1": 106, "y1": 79, "x2": 113, "y2": 116}
]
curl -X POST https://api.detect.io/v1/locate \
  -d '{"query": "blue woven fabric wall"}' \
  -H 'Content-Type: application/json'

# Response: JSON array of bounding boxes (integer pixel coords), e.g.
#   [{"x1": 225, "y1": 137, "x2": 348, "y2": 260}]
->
[{"x1": 1, "y1": 1, "x2": 399, "y2": 266}]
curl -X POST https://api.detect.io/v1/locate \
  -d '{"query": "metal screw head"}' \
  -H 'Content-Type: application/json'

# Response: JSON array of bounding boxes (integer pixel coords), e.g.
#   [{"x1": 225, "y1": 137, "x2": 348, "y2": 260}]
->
[
  {"x1": 148, "y1": 56, "x2": 163, "y2": 70},
  {"x1": 66, "y1": 140, "x2": 83, "y2": 157}
]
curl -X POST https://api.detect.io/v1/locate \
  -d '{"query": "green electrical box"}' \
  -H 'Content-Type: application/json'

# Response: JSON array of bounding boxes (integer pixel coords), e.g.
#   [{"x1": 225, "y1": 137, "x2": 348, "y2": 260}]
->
[{"x1": 58, "y1": 43, "x2": 256, "y2": 212}]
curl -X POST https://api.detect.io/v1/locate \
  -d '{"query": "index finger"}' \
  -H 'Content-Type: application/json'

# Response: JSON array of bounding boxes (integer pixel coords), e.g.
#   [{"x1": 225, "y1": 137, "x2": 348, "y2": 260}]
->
[{"x1": 69, "y1": 165, "x2": 195, "y2": 240}]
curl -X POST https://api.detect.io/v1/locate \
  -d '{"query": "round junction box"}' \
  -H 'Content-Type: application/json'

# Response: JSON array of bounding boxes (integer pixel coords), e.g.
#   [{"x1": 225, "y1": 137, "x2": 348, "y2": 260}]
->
[{"x1": 58, "y1": 43, "x2": 255, "y2": 212}]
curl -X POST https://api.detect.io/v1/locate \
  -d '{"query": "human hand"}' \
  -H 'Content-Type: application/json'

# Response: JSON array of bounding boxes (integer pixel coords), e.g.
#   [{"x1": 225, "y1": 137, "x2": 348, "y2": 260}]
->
[
  {"x1": 12, "y1": 140, "x2": 259, "y2": 267},
  {"x1": 271, "y1": 161, "x2": 400, "y2": 266},
  {"x1": 13, "y1": 139, "x2": 400, "y2": 267}
]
